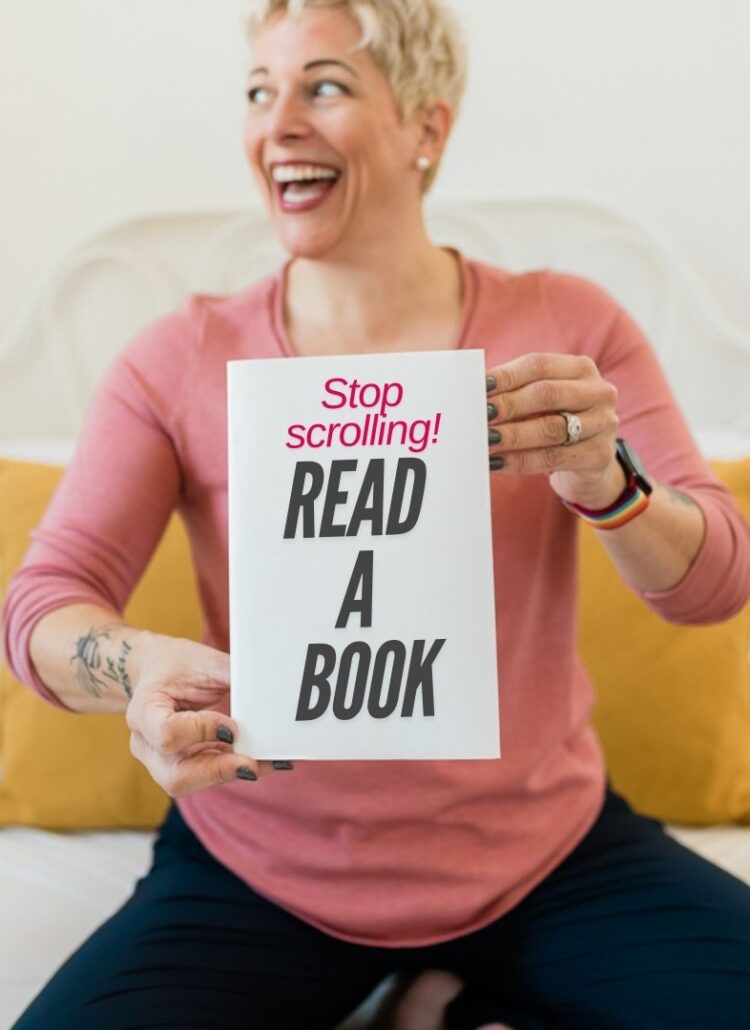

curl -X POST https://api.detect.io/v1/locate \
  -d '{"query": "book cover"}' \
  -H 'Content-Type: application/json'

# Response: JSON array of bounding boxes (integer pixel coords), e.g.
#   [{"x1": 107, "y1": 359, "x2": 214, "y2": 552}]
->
[{"x1": 228, "y1": 349, "x2": 500, "y2": 760}]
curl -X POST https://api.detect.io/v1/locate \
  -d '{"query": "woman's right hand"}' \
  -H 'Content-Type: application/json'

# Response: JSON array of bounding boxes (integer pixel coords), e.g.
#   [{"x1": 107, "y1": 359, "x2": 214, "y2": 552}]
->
[{"x1": 125, "y1": 631, "x2": 286, "y2": 796}]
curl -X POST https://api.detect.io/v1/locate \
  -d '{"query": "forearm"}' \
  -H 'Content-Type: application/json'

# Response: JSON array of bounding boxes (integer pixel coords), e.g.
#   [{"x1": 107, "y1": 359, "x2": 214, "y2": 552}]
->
[
  {"x1": 28, "y1": 603, "x2": 150, "y2": 714},
  {"x1": 595, "y1": 480, "x2": 706, "y2": 592}
]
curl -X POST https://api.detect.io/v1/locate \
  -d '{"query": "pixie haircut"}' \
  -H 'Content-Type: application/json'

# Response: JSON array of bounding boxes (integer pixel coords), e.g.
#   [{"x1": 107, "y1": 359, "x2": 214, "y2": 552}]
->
[{"x1": 243, "y1": 0, "x2": 467, "y2": 190}]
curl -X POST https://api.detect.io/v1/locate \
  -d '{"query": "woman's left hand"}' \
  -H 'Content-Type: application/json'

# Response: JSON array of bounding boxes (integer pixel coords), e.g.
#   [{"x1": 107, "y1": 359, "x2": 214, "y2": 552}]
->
[{"x1": 486, "y1": 353, "x2": 625, "y2": 509}]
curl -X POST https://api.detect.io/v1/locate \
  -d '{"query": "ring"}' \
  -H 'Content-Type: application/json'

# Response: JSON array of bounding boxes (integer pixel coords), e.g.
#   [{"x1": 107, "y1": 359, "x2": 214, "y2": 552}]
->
[{"x1": 560, "y1": 411, "x2": 583, "y2": 446}]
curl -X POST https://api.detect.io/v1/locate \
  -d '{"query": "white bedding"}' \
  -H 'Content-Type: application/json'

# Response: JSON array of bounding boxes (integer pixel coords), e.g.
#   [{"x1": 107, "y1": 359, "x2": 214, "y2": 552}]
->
[
  {"x1": 0, "y1": 825, "x2": 391, "y2": 1028},
  {"x1": 1, "y1": 821, "x2": 749, "y2": 1028},
  {"x1": 0, "y1": 827, "x2": 154, "y2": 1027}
]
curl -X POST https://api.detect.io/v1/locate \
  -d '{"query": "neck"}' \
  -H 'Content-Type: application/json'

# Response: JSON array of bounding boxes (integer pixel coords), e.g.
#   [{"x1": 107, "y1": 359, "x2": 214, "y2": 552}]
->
[{"x1": 283, "y1": 227, "x2": 463, "y2": 354}]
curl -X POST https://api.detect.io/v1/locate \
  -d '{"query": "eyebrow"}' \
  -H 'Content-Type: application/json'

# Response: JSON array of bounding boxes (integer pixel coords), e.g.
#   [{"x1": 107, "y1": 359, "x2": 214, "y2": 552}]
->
[{"x1": 248, "y1": 58, "x2": 359, "y2": 78}]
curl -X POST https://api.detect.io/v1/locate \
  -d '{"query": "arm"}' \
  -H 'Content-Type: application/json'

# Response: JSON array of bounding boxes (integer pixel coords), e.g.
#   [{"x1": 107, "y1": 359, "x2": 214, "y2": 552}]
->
[
  {"x1": 560, "y1": 451, "x2": 706, "y2": 593},
  {"x1": 486, "y1": 352, "x2": 708, "y2": 592},
  {"x1": 2, "y1": 329, "x2": 185, "y2": 711},
  {"x1": 486, "y1": 272, "x2": 750, "y2": 621},
  {"x1": 1, "y1": 307, "x2": 286, "y2": 787},
  {"x1": 28, "y1": 602, "x2": 145, "y2": 714},
  {"x1": 26, "y1": 601, "x2": 280, "y2": 788}
]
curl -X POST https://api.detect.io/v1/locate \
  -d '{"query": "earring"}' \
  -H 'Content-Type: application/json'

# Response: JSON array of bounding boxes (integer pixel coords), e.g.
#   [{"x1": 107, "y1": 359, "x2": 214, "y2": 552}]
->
[{"x1": 416, "y1": 155, "x2": 432, "y2": 172}]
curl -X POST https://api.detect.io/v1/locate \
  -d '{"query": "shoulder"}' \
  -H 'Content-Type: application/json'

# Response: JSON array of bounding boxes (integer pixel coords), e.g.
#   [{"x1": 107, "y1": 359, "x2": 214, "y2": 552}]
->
[
  {"x1": 96, "y1": 272, "x2": 279, "y2": 430},
  {"x1": 468, "y1": 256, "x2": 642, "y2": 358},
  {"x1": 115, "y1": 295, "x2": 205, "y2": 373},
  {"x1": 190, "y1": 273, "x2": 278, "y2": 329},
  {"x1": 467, "y1": 256, "x2": 619, "y2": 317},
  {"x1": 534, "y1": 269, "x2": 623, "y2": 333},
  {"x1": 120, "y1": 273, "x2": 277, "y2": 372}
]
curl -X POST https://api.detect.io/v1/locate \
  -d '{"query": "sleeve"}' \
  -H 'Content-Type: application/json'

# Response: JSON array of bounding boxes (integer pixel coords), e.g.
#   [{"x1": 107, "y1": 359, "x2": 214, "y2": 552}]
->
[
  {"x1": 1, "y1": 304, "x2": 196, "y2": 711},
  {"x1": 540, "y1": 270, "x2": 750, "y2": 625}
]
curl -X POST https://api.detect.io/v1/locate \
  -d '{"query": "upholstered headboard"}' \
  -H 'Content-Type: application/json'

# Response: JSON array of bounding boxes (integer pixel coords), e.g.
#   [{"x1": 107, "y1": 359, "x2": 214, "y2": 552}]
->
[{"x1": 2, "y1": 197, "x2": 749, "y2": 455}]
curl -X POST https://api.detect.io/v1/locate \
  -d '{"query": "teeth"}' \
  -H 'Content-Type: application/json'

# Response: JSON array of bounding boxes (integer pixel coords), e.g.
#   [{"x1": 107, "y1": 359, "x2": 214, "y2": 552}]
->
[{"x1": 271, "y1": 164, "x2": 339, "y2": 183}]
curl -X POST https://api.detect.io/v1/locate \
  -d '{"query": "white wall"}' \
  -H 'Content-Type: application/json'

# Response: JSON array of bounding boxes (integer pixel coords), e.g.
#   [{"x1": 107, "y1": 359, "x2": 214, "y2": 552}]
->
[{"x1": 2, "y1": 0, "x2": 748, "y2": 336}]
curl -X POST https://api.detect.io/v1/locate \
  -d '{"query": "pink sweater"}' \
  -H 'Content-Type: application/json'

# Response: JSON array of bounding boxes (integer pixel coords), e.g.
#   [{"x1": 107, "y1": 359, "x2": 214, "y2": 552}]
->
[{"x1": 4, "y1": 256, "x2": 749, "y2": 947}]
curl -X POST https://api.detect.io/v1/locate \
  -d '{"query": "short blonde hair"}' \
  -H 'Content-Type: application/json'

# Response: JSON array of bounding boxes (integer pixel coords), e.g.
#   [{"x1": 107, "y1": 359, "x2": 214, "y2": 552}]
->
[{"x1": 243, "y1": 0, "x2": 467, "y2": 190}]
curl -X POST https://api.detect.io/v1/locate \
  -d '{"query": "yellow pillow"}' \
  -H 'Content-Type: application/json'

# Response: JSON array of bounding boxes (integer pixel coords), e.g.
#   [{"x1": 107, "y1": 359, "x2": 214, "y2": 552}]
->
[
  {"x1": 3, "y1": 457, "x2": 749, "y2": 829},
  {"x1": 579, "y1": 459, "x2": 750, "y2": 826},
  {"x1": 0, "y1": 458, "x2": 203, "y2": 829}
]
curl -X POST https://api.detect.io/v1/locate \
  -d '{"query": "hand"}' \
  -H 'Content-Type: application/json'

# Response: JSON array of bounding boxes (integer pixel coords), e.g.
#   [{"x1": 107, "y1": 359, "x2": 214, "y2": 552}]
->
[
  {"x1": 486, "y1": 353, "x2": 624, "y2": 508},
  {"x1": 125, "y1": 633, "x2": 290, "y2": 796}
]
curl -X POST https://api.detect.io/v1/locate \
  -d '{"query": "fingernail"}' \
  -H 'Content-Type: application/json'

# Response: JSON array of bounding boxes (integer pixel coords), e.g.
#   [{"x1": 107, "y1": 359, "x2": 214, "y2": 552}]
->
[
  {"x1": 487, "y1": 402, "x2": 498, "y2": 421},
  {"x1": 489, "y1": 456, "x2": 505, "y2": 471},
  {"x1": 488, "y1": 428, "x2": 502, "y2": 445},
  {"x1": 236, "y1": 766, "x2": 257, "y2": 781},
  {"x1": 485, "y1": 375, "x2": 496, "y2": 392},
  {"x1": 272, "y1": 760, "x2": 295, "y2": 771},
  {"x1": 216, "y1": 725, "x2": 234, "y2": 744}
]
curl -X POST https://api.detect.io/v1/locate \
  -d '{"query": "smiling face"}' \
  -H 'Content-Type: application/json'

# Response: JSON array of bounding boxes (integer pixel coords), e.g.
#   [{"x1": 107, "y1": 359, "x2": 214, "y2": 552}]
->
[{"x1": 243, "y1": 6, "x2": 435, "y2": 260}]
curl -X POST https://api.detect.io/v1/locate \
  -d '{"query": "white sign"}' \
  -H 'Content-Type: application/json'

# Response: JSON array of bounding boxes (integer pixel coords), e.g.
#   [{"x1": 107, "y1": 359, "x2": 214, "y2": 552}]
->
[{"x1": 228, "y1": 350, "x2": 500, "y2": 760}]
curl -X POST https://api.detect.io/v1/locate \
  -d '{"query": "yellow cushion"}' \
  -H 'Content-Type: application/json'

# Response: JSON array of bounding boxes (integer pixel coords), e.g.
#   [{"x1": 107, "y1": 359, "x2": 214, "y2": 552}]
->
[
  {"x1": 579, "y1": 459, "x2": 750, "y2": 826},
  {"x1": 2, "y1": 457, "x2": 750, "y2": 829},
  {"x1": 0, "y1": 458, "x2": 203, "y2": 829}
]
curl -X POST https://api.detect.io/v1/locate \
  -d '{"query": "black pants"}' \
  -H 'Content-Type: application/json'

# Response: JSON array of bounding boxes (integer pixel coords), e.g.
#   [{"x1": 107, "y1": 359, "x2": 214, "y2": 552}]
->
[{"x1": 14, "y1": 788, "x2": 750, "y2": 1029}]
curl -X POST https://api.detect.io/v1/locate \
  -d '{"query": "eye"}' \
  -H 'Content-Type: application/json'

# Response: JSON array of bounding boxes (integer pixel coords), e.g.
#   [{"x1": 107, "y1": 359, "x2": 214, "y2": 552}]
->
[
  {"x1": 312, "y1": 80, "x2": 348, "y2": 99},
  {"x1": 247, "y1": 85, "x2": 272, "y2": 105}
]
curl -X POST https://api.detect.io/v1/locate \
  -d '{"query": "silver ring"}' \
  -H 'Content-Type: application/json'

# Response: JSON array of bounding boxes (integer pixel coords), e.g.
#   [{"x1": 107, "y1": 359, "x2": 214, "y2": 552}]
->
[{"x1": 560, "y1": 411, "x2": 583, "y2": 446}]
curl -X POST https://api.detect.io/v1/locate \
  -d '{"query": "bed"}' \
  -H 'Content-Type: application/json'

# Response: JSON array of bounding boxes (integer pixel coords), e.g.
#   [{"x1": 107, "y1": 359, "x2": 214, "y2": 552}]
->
[{"x1": 1, "y1": 197, "x2": 749, "y2": 1028}]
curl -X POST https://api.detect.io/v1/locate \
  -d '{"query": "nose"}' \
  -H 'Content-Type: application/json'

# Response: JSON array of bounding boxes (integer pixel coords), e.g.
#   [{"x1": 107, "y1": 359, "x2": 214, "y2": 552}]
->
[{"x1": 267, "y1": 88, "x2": 312, "y2": 144}]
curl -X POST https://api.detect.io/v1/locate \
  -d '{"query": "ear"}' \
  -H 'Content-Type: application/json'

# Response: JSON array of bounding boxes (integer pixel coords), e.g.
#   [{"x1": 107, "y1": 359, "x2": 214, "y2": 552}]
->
[{"x1": 414, "y1": 100, "x2": 453, "y2": 164}]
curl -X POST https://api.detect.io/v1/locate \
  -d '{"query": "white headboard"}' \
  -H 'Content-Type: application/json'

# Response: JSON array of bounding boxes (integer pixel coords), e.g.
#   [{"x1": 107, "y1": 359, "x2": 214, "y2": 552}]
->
[{"x1": 2, "y1": 197, "x2": 749, "y2": 456}]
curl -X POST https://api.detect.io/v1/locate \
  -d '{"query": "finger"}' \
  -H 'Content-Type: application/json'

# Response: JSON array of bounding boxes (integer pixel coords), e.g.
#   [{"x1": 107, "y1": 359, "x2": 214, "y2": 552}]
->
[
  {"x1": 491, "y1": 436, "x2": 616, "y2": 477},
  {"x1": 179, "y1": 737, "x2": 234, "y2": 759},
  {"x1": 176, "y1": 745, "x2": 294, "y2": 777},
  {"x1": 135, "y1": 697, "x2": 240, "y2": 756},
  {"x1": 491, "y1": 442, "x2": 576, "y2": 476},
  {"x1": 490, "y1": 376, "x2": 611, "y2": 425},
  {"x1": 235, "y1": 759, "x2": 295, "y2": 778},
  {"x1": 487, "y1": 354, "x2": 598, "y2": 396},
  {"x1": 130, "y1": 729, "x2": 262, "y2": 796},
  {"x1": 155, "y1": 733, "x2": 294, "y2": 777},
  {"x1": 489, "y1": 412, "x2": 569, "y2": 452},
  {"x1": 489, "y1": 408, "x2": 617, "y2": 453}
]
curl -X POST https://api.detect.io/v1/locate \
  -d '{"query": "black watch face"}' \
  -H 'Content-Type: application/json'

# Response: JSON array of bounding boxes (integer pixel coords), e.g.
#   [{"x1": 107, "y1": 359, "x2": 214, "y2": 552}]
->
[{"x1": 616, "y1": 438, "x2": 653, "y2": 495}]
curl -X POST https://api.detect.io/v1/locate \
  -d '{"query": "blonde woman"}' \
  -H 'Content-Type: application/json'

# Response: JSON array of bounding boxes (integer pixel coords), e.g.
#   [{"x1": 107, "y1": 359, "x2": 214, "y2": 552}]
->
[{"x1": 4, "y1": 1, "x2": 750, "y2": 1028}]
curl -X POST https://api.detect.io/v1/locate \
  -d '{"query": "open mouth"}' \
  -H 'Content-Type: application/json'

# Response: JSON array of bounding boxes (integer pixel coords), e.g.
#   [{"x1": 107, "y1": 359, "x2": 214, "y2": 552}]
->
[{"x1": 271, "y1": 163, "x2": 341, "y2": 211}]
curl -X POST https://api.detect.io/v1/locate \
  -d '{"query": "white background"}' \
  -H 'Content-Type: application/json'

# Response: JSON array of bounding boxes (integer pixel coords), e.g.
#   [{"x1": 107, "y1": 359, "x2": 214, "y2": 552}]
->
[{"x1": 2, "y1": 0, "x2": 748, "y2": 340}]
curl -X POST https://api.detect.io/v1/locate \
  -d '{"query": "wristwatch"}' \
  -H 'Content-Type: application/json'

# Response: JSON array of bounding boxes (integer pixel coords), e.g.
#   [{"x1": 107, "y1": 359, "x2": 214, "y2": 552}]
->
[
  {"x1": 615, "y1": 438, "x2": 653, "y2": 497},
  {"x1": 562, "y1": 437, "x2": 653, "y2": 530}
]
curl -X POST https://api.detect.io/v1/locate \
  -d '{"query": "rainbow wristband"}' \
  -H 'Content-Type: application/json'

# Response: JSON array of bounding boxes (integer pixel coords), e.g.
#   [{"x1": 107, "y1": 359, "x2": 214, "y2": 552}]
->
[{"x1": 563, "y1": 481, "x2": 651, "y2": 530}]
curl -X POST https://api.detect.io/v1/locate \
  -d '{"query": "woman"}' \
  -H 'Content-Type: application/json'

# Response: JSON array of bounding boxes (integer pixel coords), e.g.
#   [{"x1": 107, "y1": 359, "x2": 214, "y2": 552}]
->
[{"x1": 4, "y1": 1, "x2": 750, "y2": 1027}]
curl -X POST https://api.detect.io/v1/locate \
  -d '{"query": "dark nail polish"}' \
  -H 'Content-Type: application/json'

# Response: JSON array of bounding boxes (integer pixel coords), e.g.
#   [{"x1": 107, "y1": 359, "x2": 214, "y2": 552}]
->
[
  {"x1": 489, "y1": 456, "x2": 505, "y2": 471},
  {"x1": 216, "y1": 725, "x2": 234, "y2": 744},
  {"x1": 272, "y1": 760, "x2": 295, "y2": 771},
  {"x1": 488, "y1": 429, "x2": 502, "y2": 445},
  {"x1": 236, "y1": 766, "x2": 257, "y2": 781},
  {"x1": 485, "y1": 375, "x2": 496, "y2": 392},
  {"x1": 487, "y1": 402, "x2": 498, "y2": 421}
]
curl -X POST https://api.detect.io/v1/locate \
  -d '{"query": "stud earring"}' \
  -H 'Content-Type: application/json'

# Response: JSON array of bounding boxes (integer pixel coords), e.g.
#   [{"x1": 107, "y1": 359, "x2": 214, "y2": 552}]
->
[{"x1": 416, "y1": 155, "x2": 432, "y2": 172}]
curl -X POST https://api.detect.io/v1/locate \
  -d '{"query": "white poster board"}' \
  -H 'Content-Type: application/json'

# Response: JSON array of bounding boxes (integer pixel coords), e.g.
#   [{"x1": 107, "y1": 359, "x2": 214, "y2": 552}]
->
[{"x1": 228, "y1": 350, "x2": 500, "y2": 760}]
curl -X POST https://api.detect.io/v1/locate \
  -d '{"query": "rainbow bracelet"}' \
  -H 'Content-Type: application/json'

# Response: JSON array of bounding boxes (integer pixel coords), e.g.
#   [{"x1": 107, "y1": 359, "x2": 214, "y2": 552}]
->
[{"x1": 563, "y1": 480, "x2": 651, "y2": 530}]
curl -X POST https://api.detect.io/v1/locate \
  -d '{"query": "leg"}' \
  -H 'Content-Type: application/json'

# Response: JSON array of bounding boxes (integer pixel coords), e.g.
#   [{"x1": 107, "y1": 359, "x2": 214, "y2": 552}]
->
[
  {"x1": 382, "y1": 969, "x2": 532, "y2": 1030},
  {"x1": 442, "y1": 788, "x2": 750, "y2": 1029},
  {"x1": 13, "y1": 804, "x2": 392, "y2": 1030},
  {"x1": 377, "y1": 969, "x2": 465, "y2": 1030}
]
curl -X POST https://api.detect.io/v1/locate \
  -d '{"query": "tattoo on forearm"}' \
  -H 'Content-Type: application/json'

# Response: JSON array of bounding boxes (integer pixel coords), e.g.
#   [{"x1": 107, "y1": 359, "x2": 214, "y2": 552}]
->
[
  {"x1": 71, "y1": 625, "x2": 133, "y2": 699},
  {"x1": 665, "y1": 487, "x2": 699, "y2": 509},
  {"x1": 104, "y1": 639, "x2": 133, "y2": 698}
]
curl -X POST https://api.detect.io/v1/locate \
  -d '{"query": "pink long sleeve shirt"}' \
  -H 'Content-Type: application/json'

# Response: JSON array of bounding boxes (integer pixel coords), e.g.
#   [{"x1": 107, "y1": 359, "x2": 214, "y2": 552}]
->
[{"x1": 4, "y1": 256, "x2": 750, "y2": 947}]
